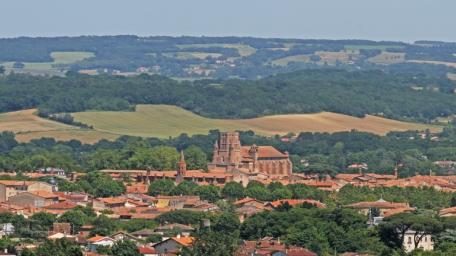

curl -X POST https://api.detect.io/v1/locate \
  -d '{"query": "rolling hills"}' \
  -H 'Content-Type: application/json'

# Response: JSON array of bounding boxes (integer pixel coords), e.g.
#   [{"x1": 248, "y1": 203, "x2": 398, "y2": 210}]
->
[
  {"x1": 0, "y1": 105, "x2": 440, "y2": 143},
  {"x1": 72, "y1": 105, "x2": 438, "y2": 138}
]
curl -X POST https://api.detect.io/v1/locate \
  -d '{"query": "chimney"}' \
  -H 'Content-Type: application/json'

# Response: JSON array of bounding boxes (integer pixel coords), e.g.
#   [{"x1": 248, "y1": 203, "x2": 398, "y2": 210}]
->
[{"x1": 176, "y1": 234, "x2": 181, "y2": 239}]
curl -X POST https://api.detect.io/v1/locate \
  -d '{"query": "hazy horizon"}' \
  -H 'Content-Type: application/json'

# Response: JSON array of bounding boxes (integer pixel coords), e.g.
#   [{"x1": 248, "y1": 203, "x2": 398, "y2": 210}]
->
[{"x1": 1, "y1": 0, "x2": 455, "y2": 42}]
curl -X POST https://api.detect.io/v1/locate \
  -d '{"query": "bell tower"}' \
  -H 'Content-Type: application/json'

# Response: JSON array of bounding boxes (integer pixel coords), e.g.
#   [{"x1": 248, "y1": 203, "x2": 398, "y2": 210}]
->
[{"x1": 176, "y1": 150, "x2": 187, "y2": 183}]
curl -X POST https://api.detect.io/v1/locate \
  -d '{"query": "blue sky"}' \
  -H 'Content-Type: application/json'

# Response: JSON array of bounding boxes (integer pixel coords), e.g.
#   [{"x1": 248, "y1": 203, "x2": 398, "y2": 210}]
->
[{"x1": 1, "y1": 0, "x2": 454, "y2": 42}]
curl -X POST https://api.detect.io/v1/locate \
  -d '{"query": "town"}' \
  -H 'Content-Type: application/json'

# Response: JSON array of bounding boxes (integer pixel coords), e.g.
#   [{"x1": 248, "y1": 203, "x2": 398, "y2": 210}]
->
[{"x1": 0, "y1": 131, "x2": 453, "y2": 255}]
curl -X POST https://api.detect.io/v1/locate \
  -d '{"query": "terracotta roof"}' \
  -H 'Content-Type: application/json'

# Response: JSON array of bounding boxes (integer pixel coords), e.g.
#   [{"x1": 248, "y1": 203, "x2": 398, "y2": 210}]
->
[
  {"x1": 87, "y1": 235, "x2": 111, "y2": 242},
  {"x1": 234, "y1": 197, "x2": 262, "y2": 206},
  {"x1": 44, "y1": 200, "x2": 78, "y2": 209},
  {"x1": 0, "y1": 180, "x2": 37, "y2": 186},
  {"x1": 97, "y1": 197, "x2": 127, "y2": 204},
  {"x1": 184, "y1": 170, "x2": 233, "y2": 179},
  {"x1": 347, "y1": 199, "x2": 409, "y2": 209},
  {"x1": 383, "y1": 207, "x2": 415, "y2": 217},
  {"x1": 171, "y1": 236, "x2": 195, "y2": 247},
  {"x1": 241, "y1": 146, "x2": 287, "y2": 159},
  {"x1": 138, "y1": 246, "x2": 156, "y2": 254},
  {"x1": 29, "y1": 191, "x2": 58, "y2": 199},
  {"x1": 439, "y1": 206, "x2": 456, "y2": 216}
]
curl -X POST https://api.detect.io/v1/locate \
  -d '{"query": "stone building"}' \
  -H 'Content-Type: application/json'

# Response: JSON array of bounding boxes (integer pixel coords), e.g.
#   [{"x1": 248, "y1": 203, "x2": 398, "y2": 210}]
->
[{"x1": 208, "y1": 132, "x2": 292, "y2": 177}]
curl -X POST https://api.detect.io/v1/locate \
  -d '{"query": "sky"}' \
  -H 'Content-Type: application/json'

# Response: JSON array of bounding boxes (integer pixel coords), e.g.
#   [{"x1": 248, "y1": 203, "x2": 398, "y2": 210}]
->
[{"x1": 1, "y1": 0, "x2": 455, "y2": 42}]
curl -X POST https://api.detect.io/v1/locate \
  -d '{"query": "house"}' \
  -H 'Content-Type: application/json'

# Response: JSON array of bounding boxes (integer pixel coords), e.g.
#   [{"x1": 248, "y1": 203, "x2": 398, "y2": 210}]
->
[
  {"x1": 111, "y1": 231, "x2": 142, "y2": 244},
  {"x1": 0, "y1": 180, "x2": 54, "y2": 202},
  {"x1": 0, "y1": 223, "x2": 14, "y2": 237},
  {"x1": 47, "y1": 232, "x2": 76, "y2": 241},
  {"x1": 403, "y1": 230, "x2": 434, "y2": 253},
  {"x1": 153, "y1": 235, "x2": 195, "y2": 254},
  {"x1": 154, "y1": 223, "x2": 195, "y2": 237},
  {"x1": 93, "y1": 197, "x2": 128, "y2": 210},
  {"x1": 236, "y1": 237, "x2": 316, "y2": 256},
  {"x1": 87, "y1": 235, "x2": 115, "y2": 252},
  {"x1": 7, "y1": 191, "x2": 58, "y2": 208},
  {"x1": 154, "y1": 195, "x2": 201, "y2": 209},
  {"x1": 131, "y1": 229, "x2": 156, "y2": 239},
  {"x1": 234, "y1": 197, "x2": 266, "y2": 222},
  {"x1": 52, "y1": 222, "x2": 72, "y2": 235},
  {"x1": 138, "y1": 246, "x2": 158, "y2": 256},
  {"x1": 54, "y1": 192, "x2": 89, "y2": 206},
  {"x1": 43, "y1": 200, "x2": 78, "y2": 215},
  {"x1": 346, "y1": 199, "x2": 414, "y2": 217}
]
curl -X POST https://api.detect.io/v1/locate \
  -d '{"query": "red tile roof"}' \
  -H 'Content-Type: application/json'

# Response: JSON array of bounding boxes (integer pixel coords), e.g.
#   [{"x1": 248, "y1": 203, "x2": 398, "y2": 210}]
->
[
  {"x1": 44, "y1": 200, "x2": 78, "y2": 209},
  {"x1": 29, "y1": 191, "x2": 58, "y2": 199},
  {"x1": 138, "y1": 246, "x2": 156, "y2": 254},
  {"x1": 347, "y1": 199, "x2": 409, "y2": 209},
  {"x1": 171, "y1": 236, "x2": 195, "y2": 247},
  {"x1": 241, "y1": 146, "x2": 288, "y2": 159}
]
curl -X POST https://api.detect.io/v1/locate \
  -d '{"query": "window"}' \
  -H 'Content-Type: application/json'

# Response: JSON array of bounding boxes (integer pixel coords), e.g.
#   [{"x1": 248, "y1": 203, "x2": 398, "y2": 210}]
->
[{"x1": 408, "y1": 237, "x2": 412, "y2": 244}]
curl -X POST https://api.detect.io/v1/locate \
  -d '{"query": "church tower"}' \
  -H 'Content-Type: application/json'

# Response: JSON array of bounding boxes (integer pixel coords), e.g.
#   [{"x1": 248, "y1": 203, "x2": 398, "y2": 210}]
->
[{"x1": 176, "y1": 150, "x2": 187, "y2": 183}]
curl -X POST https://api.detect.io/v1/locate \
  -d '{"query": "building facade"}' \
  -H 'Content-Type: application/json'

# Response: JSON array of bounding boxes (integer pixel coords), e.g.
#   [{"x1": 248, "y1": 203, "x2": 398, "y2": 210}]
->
[{"x1": 208, "y1": 132, "x2": 292, "y2": 177}]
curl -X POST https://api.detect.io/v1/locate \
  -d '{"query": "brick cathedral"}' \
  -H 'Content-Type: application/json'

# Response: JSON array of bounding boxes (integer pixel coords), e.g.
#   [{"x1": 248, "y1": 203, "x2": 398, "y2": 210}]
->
[{"x1": 208, "y1": 132, "x2": 292, "y2": 177}]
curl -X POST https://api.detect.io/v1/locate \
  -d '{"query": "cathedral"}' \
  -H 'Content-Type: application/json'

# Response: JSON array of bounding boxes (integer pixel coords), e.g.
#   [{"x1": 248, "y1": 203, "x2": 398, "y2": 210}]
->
[{"x1": 207, "y1": 132, "x2": 292, "y2": 177}]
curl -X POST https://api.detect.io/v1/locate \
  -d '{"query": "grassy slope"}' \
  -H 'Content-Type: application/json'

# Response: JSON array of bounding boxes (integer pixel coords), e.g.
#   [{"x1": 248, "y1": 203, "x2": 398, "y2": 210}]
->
[
  {"x1": 0, "y1": 109, "x2": 117, "y2": 143},
  {"x1": 72, "y1": 105, "x2": 439, "y2": 138}
]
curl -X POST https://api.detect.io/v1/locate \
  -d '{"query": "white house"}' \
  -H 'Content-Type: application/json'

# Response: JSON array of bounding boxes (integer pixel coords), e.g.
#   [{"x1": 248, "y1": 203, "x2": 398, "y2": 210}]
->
[{"x1": 403, "y1": 230, "x2": 434, "y2": 253}]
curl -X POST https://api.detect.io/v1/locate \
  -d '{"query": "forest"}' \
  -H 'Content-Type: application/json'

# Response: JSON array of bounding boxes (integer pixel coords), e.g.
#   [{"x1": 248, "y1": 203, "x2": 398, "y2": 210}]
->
[{"x1": 0, "y1": 70, "x2": 456, "y2": 122}]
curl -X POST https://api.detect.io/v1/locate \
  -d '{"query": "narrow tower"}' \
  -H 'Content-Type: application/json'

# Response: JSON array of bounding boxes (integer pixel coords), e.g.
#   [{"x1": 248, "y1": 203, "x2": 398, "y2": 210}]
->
[{"x1": 176, "y1": 150, "x2": 187, "y2": 183}]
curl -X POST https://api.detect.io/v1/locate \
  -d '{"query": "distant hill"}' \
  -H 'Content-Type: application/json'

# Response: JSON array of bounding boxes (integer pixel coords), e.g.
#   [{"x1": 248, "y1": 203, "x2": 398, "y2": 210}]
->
[{"x1": 1, "y1": 36, "x2": 456, "y2": 79}]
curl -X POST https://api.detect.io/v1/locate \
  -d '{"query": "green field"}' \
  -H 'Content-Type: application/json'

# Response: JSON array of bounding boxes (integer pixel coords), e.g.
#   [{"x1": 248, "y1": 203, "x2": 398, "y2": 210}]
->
[
  {"x1": 1, "y1": 51, "x2": 94, "y2": 76},
  {"x1": 72, "y1": 104, "x2": 439, "y2": 139}
]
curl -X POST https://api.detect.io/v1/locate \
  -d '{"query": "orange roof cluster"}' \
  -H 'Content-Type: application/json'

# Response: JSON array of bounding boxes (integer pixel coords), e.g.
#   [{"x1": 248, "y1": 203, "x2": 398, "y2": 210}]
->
[
  {"x1": 237, "y1": 238, "x2": 316, "y2": 256},
  {"x1": 381, "y1": 175, "x2": 456, "y2": 191},
  {"x1": 44, "y1": 200, "x2": 78, "y2": 210}
]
